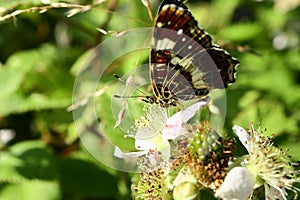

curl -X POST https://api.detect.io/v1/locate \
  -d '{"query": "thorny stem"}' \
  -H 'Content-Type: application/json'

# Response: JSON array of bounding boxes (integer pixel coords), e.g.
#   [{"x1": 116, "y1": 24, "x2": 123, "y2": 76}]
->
[
  {"x1": 0, "y1": 2, "x2": 105, "y2": 44},
  {"x1": 0, "y1": 3, "x2": 99, "y2": 22}
]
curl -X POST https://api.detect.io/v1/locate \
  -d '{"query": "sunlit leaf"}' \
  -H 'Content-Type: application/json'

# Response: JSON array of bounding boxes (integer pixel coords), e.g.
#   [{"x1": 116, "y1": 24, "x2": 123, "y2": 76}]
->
[
  {"x1": 0, "y1": 180, "x2": 61, "y2": 200},
  {"x1": 0, "y1": 44, "x2": 75, "y2": 116},
  {"x1": 219, "y1": 23, "x2": 262, "y2": 41}
]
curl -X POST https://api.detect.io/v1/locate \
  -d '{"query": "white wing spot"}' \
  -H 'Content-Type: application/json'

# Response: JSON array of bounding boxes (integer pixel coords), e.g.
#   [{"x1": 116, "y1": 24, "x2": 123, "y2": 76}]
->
[
  {"x1": 157, "y1": 22, "x2": 163, "y2": 27},
  {"x1": 177, "y1": 29, "x2": 183, "y2": 35},
  {"x1": 188, "y1": 45, "x2": 192, "y2": 49},
  {"x1": 170, "y1": 56, "x2": 181, "y2": 65},
  {"x1": 156, "y1": 38, "x2": 176, "y2": 50},
  {"x1": 182, "y1": 37, "x2": 186, "y2": 42}
]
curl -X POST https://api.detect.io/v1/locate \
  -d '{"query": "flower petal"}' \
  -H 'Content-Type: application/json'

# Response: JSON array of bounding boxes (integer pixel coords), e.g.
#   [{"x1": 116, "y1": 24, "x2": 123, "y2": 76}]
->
[
  {"x1": 232, "y1": 125, "x2": 251, "y2": 152},
  {"x1": 180, "y1": 98, "x2": 210, "y2": 123},
  {"x1": 114, "y1": 146, "x2": 147, "y2": 159},
  {"x1": 215, "y1": 167, "x2": 255, "y2": 200},
  {"x1": 162, "y1": 98, "x2": 209, "y2": 140}
]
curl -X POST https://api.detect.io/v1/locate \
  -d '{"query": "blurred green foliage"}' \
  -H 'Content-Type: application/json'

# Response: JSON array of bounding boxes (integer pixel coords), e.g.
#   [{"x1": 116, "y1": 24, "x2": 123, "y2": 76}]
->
[{"x1": 0, "y1": 0, "x2": 299, "y2": 199}]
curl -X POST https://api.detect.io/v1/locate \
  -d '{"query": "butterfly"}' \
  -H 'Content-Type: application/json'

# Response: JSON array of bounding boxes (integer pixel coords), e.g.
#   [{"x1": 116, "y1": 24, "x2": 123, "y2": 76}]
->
[{"x1": 144, "y1": 0, "x2": 239, "y2": 107}]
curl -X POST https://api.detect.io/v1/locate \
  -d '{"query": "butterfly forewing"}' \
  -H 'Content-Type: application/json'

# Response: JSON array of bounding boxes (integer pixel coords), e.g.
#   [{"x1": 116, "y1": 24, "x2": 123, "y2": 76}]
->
[
  {"x1": 156, "y1": 0, "x2": 213, "y2": 49},
  {"x1": 149, "y1": 0, "x2": 239, "y2": 107}
]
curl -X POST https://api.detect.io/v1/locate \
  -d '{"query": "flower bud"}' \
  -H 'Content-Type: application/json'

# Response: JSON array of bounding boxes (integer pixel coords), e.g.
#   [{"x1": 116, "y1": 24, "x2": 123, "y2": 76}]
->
[{"x1": 173, "y1": 182, "x2": 198, "y2": 200}]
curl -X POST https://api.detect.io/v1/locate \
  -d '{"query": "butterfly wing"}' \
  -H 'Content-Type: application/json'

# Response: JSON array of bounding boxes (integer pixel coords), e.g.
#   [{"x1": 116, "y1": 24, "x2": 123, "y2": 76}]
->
[{"x1": 150, "y1": 0, "x2": 239, "y2": 105}]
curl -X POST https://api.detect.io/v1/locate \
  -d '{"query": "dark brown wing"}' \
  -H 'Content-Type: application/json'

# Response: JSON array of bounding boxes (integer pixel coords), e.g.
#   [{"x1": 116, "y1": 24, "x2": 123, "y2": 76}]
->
[{"x1": 149, "y1": 0, "x2": 239, "y2": 106}]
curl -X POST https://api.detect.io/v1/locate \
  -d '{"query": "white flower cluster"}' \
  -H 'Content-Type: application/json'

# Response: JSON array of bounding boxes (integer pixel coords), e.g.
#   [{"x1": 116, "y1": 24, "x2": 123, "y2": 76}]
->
[{"x1": 114, "y1": 99, "x2": 299, "y2": 200}]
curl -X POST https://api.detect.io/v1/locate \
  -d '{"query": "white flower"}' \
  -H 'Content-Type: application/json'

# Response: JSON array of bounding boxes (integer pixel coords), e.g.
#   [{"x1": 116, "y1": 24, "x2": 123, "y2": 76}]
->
[
  {"x1": 134, "y1": 105, "x2": 168, "y2": 151},
  {"x1": 215, "y1": 167, "x2": 255, "y2": 200},
  {"x1": 114, "y1": 105, "x2": 169, "y2": 160},
  {"x1": 232, "y1": 125, "x2": 300, "y2": 200},
  {"x1": 0, "y1": 129, "x2": 16, "y2": 145},
  {"x1": 114, "y1": 99, "x2": 209, "y2": 160}
]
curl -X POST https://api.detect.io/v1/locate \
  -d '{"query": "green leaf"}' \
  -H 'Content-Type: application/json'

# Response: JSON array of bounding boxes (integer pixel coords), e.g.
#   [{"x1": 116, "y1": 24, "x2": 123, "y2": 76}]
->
[
  {"x1": 232, "y1": 91, "x2": 260, "y2": 128},
  {"x1": 219, "y1": 23, "x2": 263, "y2": 41},
  {"x1": 258, "y1": 100, "x2": 292, "y2": 135},
  {"x1": 0, "y1": 151, "x2": 25, "y2": 183},
  {"x1": 0, "y1": 44, "x2": 74, "y2": 116},
  {"x1": 59, "y1": 157, "x2": 118, "y2": 199},
  {"x1": 1, "y1": 140, "x2": 57, "y2": 181},
  {"x1": 0, "y1": 66, "x2": 24, "y2": 97},
  {"x1": 0, "y1": 180, "x2": 61, "y2": 200},
  {"x1": 257, "y1": 7, "x2": 287, "y2": 30}
]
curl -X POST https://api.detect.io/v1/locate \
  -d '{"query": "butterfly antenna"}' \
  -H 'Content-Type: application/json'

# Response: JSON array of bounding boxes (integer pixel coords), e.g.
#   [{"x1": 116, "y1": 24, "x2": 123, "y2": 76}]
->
[{"x1": 113, "y1": 74, "x2": 149, "y2": 99}]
